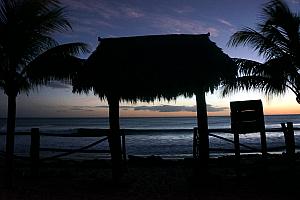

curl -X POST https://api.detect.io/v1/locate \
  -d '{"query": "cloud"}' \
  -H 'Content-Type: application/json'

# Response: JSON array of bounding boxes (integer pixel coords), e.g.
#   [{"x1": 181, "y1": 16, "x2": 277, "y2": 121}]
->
[
  {"x1": 289, "y1": 0, "x2": 300, "y2": 4},
  {"x1": 132, "y1": 104, "x2": 227, "y2": 113},
  {"x1": 61, "y1": 0, "x2": 220, "y2": 39},
  {"x1": 63, "y1": 0, "x2": 118, "y2": 19},
  {"x1": 63, "y1": 0, "x2": 144, "y2": 19},
  {"x1": 69, "y1": 107, "x2": 95, "y2": 112},
  {"x1": 95, "y1": 105, "x2": 133, "y2": 110},
  {"x1": 46, "y1": 81, "x2": 71, "y2": 89},
  {"x1": 217, "y1": 19, "x2": 234, "y2": 27},
  {"x1": 60, "y1": 104, "x2": 227, "y2": 113},
  {"x1": 119, "y1": 5, "x2": 145, "y2": 18},
  {"x1": 65, "y1": 105, "x2": 132, "y2": 112},
  {"x1": 95, "y1": 105, "x2": 108, "y2": 108},
  {"x1": 133, "y1": 105, "x2": 196, "y2": 112},
  {"x1": 172, "y1": 6, "x2": 195, "y2": 14},
  {"x1": 60, "y1": 0, "x2": 147, "y2": 41},
  {"x1": 207, "y1": 104, "x2": 228, "y2": 113},
  {"x1": 151, "y1": 15, "x2": 219, "y2": 36},
  {"x1": 217, "y1": 18, "x2": 236, "y2": 33},
  {"x1": 57, "y1": 105, "x2": 99, "y2": 113}
]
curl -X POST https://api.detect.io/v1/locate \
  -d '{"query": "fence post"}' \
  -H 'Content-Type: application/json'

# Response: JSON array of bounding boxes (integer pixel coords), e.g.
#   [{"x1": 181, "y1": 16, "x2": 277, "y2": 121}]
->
[
  {"x1": 281, "y1": 122, "x2": 295, "y2": 159},
  {"x1": 286, "y1": 122, "x2": 295, "y2": 159},
  {"x1": 121, "y1": 130, "x2": 127, "y2": 161},
  {"x1": 121, "y1": 130, "x2": 128, "y2": 172},
  {"x1": 193, "y1": 127, "x2": 198, "y2": 159},
  {"x1": 30, "y1": 128, "x2": 40, "y2": 177}
]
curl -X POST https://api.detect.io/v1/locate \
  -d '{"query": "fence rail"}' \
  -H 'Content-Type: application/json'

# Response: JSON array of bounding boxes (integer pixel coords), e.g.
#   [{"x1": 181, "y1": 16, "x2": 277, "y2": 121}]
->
[
  {"x1": 3, "y1": 127, "x2": 300, "y2": 136},
  {"x1": 0, "y1": 124, "x2": 297, "y2": 181},
  {"x1": 193, "y1": 122, "x2": 298, "y2": 159},
  {"x1": 0, "y1": 128, "x2": 125, "y2": 161},
  {"x1": 0, "y1": 125, "x2": 298, "y2": 161}
]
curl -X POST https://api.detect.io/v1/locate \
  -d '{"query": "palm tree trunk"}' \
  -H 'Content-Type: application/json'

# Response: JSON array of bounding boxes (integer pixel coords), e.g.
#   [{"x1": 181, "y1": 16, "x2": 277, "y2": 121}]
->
[
  {"x1": 195, "y1": 90, "x2": 209, "y2": 164},
  {"x1": 107, "y1": 96, "x2": 123, "y2": 182},
  {"x1": 5, "y1": 94, "x2": 16, "y2": 187}
]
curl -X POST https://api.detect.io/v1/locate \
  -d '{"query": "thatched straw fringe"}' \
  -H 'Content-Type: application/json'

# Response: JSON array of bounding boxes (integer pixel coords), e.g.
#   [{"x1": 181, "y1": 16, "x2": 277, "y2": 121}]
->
[{"x1": 73, "y1": 34, "x2": 236, "y2": 101}]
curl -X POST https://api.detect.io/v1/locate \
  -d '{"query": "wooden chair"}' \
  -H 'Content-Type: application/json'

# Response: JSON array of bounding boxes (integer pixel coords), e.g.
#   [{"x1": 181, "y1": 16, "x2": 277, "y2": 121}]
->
[{"x1": 230, "y1": 99, "x2": 267, "y2": 160}]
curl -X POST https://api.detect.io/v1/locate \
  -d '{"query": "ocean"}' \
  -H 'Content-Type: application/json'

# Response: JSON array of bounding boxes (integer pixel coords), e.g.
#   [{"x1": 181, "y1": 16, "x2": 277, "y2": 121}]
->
[{"x1": 0, "y1": 115, "x2": 300, "y2": 160}]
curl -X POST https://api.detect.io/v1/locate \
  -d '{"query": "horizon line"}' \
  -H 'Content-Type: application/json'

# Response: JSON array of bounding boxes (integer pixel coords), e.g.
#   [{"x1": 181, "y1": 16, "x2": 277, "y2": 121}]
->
[{"x1": 1, "y1": 113, "x2": 300, "y2": 119}]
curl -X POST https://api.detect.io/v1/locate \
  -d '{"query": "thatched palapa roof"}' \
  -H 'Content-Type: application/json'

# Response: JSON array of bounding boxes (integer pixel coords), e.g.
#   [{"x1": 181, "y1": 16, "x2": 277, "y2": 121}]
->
[{"x1": 74, "y1": 34, "x2": 236, "y2": 101}]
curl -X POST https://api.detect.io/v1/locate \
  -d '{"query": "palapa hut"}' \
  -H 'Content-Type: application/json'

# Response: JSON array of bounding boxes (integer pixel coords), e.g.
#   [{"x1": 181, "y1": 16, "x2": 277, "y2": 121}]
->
[{"x1": 74, "y1": 33, "x2": 236, "y2": 179}]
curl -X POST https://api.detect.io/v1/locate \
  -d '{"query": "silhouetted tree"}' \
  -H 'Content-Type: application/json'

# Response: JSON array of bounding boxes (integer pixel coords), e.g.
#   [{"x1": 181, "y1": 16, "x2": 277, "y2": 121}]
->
[
  {"x1": 224, "y1": 0, "x2": 300, "y2": 102},
  {"x1": 0, "y1": 0, "x2": 88, "y2": 187}
]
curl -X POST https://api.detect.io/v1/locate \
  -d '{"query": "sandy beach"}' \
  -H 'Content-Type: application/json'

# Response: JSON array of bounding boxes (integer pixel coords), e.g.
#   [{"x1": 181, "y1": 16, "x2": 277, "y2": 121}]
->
[{"x1": 0, "y1": 154, "x2": 300, "y2": 200}]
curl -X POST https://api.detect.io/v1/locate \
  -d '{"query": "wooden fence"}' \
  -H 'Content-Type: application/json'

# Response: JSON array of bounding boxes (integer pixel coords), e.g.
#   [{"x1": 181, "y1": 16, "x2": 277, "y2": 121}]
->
[
  {"x1": 194, "y1": 122, "x2": 299, "y2": 159},
  {"x1": 0, "y1": 123, "x2": 299, "y2": 176}
]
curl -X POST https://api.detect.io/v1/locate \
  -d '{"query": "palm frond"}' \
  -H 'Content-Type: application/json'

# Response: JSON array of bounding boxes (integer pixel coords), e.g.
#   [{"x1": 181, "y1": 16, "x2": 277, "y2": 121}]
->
[
  {"x1": 39, "y1": 42, "x2": 90, "y2": 57},
  {"x1": 228, "y1": 27, "x2": 284, "y2": 59},
  {"x1": 0, "y1": 0, "x2": 74, "y2": 68},
  {"x1": 233, "y1": 58, "x2": 263, "y2": 76},
  {"x1": 0, "y1": 0, "x2": 90, "y2": 94},
  {"x1": 21, "y1": 35, "x2": 59, "y2": 65},
  {"x1": 25, "y1": 42, "x2": 88, "y2": 86},
  {"x1": 225, "y1": 0, "x2": 300, "y2": 101},
  {"x1": 221, "y1": 75, "x2": 287, "y2": 97},
  {"x1": 0, "y1": 0, "x2": 10, "y2": 25},
  {"x1": 221, "y1": 56, "x2": 290, "y2": 97},
  {"x1": 259, "y1": 23, "x2": 290, "y2": 53},
  {"x1": 26, "y1": 6, "x2": 72, "y2": 34},
  {"x1": 260, "y1": 0, "x2": 300, "y2": 55}
]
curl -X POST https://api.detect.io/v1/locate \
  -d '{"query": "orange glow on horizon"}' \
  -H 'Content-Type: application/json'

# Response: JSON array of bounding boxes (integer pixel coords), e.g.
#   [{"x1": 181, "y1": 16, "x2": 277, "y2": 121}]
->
[{"x1": 264, "y1": 105, "x2": 300, "y2": 115}]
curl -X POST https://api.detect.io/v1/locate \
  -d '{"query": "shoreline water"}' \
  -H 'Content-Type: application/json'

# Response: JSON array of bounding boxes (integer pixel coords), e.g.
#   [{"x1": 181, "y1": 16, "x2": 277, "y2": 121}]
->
[
  {"x1": 0, "y1": 115, "x2": 300, "y2": 160},
  {"x1": 3, "y1": 114, "x2": 300, "y2": 131}
]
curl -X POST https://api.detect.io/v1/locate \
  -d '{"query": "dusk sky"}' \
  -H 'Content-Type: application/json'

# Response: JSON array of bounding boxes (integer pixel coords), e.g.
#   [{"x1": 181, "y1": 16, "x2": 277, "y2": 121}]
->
[{"x1": 1, "y1": 0, "x2": 300, "y2": 118}]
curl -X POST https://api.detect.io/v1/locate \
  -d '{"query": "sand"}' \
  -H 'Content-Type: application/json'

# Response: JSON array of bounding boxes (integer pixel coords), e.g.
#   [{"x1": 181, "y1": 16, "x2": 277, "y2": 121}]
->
[{"x1": 0, "y1": 154, "x2": 300, "y2": 200}]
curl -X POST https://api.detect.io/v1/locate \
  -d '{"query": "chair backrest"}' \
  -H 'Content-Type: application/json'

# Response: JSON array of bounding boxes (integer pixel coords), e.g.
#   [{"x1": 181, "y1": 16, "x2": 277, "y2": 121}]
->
[
  {"x1": 230, "y1": 99, "x2": 267, "y2": 157},
  {"x1": 230, "y1": 100, "x2": 265, "y2": 134}
]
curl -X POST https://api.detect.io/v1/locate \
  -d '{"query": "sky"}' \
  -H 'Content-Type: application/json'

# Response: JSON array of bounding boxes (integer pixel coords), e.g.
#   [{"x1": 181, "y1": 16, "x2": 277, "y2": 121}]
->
[{"x1": 1, "y1": 0, "x2": 300, "y2": 118}]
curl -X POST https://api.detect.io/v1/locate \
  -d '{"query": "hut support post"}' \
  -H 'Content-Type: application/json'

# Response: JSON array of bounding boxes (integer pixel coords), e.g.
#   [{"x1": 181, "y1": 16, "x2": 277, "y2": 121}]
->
[
  {"x1": 195, "y1": 90, "x2": 209, "y2": 165},
  {"x1": 108, "y1": 96, "x2": 123, "y2": 181},
  {"x1": 30, "y1": 128, "x2": 40, "y2": 177},
  {"x1": 5, "y1": 94, "x2": 16, "y2": 188}
]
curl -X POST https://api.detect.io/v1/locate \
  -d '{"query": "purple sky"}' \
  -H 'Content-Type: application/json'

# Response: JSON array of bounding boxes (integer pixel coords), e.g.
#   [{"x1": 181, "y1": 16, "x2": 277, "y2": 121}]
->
[
  {"x1": 60, "y1": 0, "x2": 269, "y2": 59},
  {"x1": 1, "y1": 0, "x2": 300, "y2": 118}
]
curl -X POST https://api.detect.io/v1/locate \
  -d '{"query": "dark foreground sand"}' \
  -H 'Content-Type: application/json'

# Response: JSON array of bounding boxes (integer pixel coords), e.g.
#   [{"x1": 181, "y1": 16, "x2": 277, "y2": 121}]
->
[{"x1": 1, "y1": 154, "x2": 300, "y2": 200}]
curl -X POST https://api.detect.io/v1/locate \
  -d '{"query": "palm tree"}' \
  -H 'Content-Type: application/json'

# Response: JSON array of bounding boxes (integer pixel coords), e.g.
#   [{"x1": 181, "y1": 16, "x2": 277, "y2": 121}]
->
[
  {"x1": 223, "y1": 0, "x2": 300, "y2": 102},
  {"x1": 0, "y1": 0, "x2": 88, "y2": 186}
]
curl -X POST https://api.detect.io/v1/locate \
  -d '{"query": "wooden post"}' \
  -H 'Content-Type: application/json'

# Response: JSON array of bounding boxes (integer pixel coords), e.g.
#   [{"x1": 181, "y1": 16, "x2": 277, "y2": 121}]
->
[
  {"x1": 195, "y1": 90, "x2": 209, "y2": 178},
  {"x1": 281, "y1": 122, "x2": 295, "y2": 159},
  {"x1": 30, "y1": 128, "x2": 40, "y2": 177},
  {"x1": 234, "y1": 132, "x2": 240, "y2": 160},
  {"x1": 121, "y1": 130, "x2": 127, "y2": 172},
  {"x1": 195, "y1": 91, "x2": 209, "y2": 163},
  {"x1": 5, "y1": 94, "x2": 17, "y2": 188},
  {"x1": 107, "y1": 96, "x2": 123, "y2": 181},
  {"x1": 193, "y1": 127, "x2": 198, "y2": 159},
  {"x1": 121, "y1": 130, "x2": 127, "y2": 161},
  {"x1": 260, "y1": 129, "x2": 267, "y2": 158}
]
